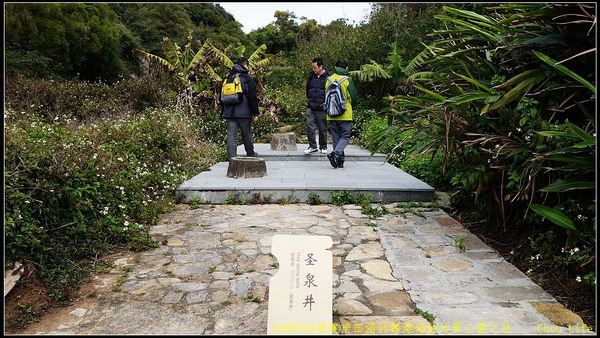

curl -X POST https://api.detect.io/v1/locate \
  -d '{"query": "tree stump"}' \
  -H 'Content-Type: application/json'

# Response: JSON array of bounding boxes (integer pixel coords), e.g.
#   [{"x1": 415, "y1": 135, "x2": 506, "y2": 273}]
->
[
  {"x1": 227, "y1": 157, "x2": 267, "y2": 178},
  {"x1": 270, "y1": 132, "x2": 297, "y2": 151}
]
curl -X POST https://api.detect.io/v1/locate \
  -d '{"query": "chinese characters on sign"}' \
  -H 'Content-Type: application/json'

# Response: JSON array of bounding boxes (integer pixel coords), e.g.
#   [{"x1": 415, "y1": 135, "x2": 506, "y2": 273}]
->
[{"x1": 267, "y1": 235, "x2": 333, "y2": 335}]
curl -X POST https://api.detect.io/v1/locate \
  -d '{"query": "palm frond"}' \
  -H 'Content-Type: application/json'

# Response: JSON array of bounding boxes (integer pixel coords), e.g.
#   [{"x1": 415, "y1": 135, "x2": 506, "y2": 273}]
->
[
  {"x1": 355, "y1": 61, "x2": 391, "y2": 82},
  {"x1": 404, "y1": 44, "x2": 440, "y2": 75},
  {"x1": 137, "y1": 50, "x2": 175, "y2": 72},
  {"x1": 202, "y1": 40, "x2": 234, "y2": 70},
  {"x1": 406, "y1": 71, "x2": 436, "y2": 82},
  {"x1": 248, "y1": 44, "x2": 268, "y2": 68}
]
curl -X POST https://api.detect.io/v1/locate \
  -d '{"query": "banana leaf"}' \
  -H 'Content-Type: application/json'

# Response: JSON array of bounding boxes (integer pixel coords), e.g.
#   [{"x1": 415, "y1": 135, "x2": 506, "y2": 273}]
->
[
  {"x1": 529, "y1": 204, "x2": 576, "y2": 231},
  {"x1": 522, "y1": 34, "x2": 568, "y2": 45},
  {"x1": 138, "y1": 50, "x2": 175, "y2": 71},
  {"x1": 446, "y1": 92, "x2": 491, "y2": 105},
  {"x1": 543, "y1": 155, "x2": 595, "y2": 168},
  {"x1": 540, "y1": 178, "x2": 595, "y2": 192},
  {"x1": 494, "y1": 69, "x2": 542, "y2": 88},
  {"x1": 413, "y1": 85, "x2": 447, "y2": 102},
  {"x1": 488, "y1": 75, "x2": 539, "y2": 111},
  {"x1": 535, "y1": 131, "x2": 579, "y2": 139},
  {"x1": 566, "y1": 120, "x2": 595, "y2": 144},
  {"x1": 532, "y1": 50, "x2": 596, "y2": 93},
  {"x1": 434, "y1": 15, "x2": 501, "y2": 43},
  {"x1": 453, "y1": 72, "x2": 494, "y2": 93},
  {"x1": 442, "y1": 6, "x2": 497, "y2": 25}
]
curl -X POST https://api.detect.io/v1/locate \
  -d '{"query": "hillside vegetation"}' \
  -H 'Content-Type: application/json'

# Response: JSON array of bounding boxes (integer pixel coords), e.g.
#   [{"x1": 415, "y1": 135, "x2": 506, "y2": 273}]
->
[{"x1": 4, "y1": 3, "x2": 595, "y2": 329}]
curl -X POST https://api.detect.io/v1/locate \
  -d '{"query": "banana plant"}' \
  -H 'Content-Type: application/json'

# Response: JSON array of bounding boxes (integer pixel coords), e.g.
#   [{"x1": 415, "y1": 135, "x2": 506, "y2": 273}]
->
[
  {"x1": 138, "y1": 30, "x2": 278, "y2": 114},
  {"x1": 350, "y1": 42, "x2": 410, "y2": 95},
  {"x1": 199, "y1": 40, "x2": 280, "y2": 118},
  {"x1": 138, "y1": 30, "x2": 213, "y2": 112}
]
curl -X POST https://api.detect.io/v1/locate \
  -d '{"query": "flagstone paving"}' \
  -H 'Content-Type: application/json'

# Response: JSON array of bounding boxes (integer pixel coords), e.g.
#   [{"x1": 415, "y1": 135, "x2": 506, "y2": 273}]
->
[{"x1": 27, "y1": 203, "x2": 593, "y2": 335}]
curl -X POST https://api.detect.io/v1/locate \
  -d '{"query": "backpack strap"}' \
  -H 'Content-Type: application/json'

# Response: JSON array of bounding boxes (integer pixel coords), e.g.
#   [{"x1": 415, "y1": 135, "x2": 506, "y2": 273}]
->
[
  {"x1": 236, "y1": 73, "x2": 249, "y2": 97},
  {"x1": 336, "y1": 76, "x2": 349, "y2": 84}
]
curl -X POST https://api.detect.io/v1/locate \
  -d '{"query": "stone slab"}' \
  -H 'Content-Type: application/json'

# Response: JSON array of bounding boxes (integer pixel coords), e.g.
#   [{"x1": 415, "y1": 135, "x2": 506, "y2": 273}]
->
[{"x1": 176, "y1": 144, "x2": 434, "y2": 204}]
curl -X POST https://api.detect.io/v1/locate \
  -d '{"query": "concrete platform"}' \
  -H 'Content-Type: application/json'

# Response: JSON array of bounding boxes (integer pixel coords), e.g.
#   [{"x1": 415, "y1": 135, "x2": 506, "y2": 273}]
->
[
  {"x1": 176, "y1": 144, "x2": 435, "y2": 204},
  {"x1": 240, "y1": 143, "x2": 387, "y2": 161}
]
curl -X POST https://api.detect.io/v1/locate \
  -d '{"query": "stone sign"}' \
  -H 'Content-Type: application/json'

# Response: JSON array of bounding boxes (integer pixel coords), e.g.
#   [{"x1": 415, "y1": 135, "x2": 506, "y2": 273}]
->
[
  {"x1": 267, "y1": 235, "x2": 333, "y2": 335},
  {"x1": 270, "y1": 132, "x2": 297, "y2": 151}
]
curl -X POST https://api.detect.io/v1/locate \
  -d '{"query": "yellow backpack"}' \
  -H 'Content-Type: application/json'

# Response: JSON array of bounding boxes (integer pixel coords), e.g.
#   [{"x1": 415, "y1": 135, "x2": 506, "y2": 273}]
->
[{"x1": 220, "y1": 73, "x2": 245, "y2": 105}]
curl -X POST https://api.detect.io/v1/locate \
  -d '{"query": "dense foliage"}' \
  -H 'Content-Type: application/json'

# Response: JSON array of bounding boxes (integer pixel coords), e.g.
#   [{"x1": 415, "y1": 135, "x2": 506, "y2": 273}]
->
[
  {"x1": 4, "y1": 2, "x2": 595, "y2": 328},
  {"x1": 4, "y1": 75, "x2": 225, "y2": 299},
  {"x1": 4, "y1": 3, "x2": 249, "y2": 82},
  {"x1": 366, "y1": 3, "x2": 596, "y2": 314}
]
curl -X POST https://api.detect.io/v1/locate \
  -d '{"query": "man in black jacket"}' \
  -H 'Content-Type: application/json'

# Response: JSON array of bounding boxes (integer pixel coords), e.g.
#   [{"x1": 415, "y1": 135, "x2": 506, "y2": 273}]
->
[
  {"x1": 304, "y1": 57, "x2": 331, "y2": 155},
  {"x1": 221, "y1": 57, "x2": 260, "y2": 158}
]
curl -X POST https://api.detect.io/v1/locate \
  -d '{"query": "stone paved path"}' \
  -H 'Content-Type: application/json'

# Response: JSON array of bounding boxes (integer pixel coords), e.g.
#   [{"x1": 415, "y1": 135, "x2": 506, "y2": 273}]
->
[{"x1": 30, "y1": 203, "x2": 593, "y2": 335}]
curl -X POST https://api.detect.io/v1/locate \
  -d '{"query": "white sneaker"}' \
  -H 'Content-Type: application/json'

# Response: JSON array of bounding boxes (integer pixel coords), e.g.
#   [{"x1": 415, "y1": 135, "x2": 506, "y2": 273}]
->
[
  {"x1": 321, "y1": 149, "x2": 327, "y2": 154},
  {"x1": 304, "y1": 147, "x2": 318, "y2": 154}
]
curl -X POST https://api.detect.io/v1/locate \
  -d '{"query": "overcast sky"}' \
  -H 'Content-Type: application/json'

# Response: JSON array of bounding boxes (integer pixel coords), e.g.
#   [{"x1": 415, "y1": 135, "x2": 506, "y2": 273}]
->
[{"x1": 216, "y1": 2, "x2": 374, "y2": 33}]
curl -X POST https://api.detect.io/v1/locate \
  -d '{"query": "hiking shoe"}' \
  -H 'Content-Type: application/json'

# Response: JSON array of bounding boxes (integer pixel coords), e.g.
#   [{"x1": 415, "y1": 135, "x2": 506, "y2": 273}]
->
[
  {"x1": 304, "y1": 147, "x2": 318, "y2": 154},
  {"x1": 327, "y1": 153, "x2": 338, "y2": 169},
  {"x1": 320, "y1": 149, "x2": 328, "y2": 154}
]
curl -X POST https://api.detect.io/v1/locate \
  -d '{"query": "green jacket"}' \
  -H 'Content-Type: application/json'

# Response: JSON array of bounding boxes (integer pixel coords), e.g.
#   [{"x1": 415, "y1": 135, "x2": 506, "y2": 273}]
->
[{"x1": 325, "y1": 66, "x2": 358, "y2": 121}]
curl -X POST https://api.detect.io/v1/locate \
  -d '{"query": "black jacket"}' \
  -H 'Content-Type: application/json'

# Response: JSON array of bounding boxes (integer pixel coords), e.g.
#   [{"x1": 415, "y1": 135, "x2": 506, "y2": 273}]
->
[
  {"x1": 306, "y1": 68, "x2": 331, "y2": 110},
  {"x1": 221, "y1": 64, "x2": 260, "y2": 119}
]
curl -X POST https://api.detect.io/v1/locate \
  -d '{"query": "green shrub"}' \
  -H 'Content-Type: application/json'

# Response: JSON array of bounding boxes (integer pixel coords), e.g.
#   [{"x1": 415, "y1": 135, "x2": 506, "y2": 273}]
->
[
  {"x1": 306, "y1": 192, "x2": 324, "y2": 205},
  {"x1": 265, "y1": 84, "x2": 306, "y2": 134},
  {"x1": 4, "y1": 76, "x2": 221, "y2": 299},
  {"x1": 4, "y1": 49, "x2": 60, "y2": 79},
  {"x1": 399, "y1": 152, "x2": 456, "y2": 192},
  {"x1": 4, "y1": 74, "x2": 175, "y2": 124}
]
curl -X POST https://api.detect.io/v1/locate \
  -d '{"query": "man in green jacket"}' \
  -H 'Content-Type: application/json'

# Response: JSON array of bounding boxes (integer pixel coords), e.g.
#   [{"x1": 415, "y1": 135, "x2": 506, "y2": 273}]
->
[{"x1": 325, "y1": 60, "x2": 358, "y2": 168}]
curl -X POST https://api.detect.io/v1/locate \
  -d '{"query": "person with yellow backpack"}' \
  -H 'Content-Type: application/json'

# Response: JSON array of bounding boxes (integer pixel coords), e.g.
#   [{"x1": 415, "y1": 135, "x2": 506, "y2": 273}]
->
[
  {"x1": 220, "y1": 57, "x2": 260, "y2": 158},
  {"x1": 324, "y1": 60, "x2": 358, "y2": 169}
]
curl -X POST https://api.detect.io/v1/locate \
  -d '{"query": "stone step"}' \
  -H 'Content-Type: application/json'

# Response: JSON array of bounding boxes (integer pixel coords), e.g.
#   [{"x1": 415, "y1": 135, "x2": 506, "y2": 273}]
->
[
  {"x1": 177, "y1": 160, "x2": 434, "y2": 204},
  {"x1": 239, "y1": 143, "x2": 386, "y2": 161}
]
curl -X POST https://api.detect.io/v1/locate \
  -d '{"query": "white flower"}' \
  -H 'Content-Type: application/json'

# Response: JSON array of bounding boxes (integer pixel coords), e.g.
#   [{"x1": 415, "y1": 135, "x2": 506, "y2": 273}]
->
[
  {"x1": 117, "y1": 157, "x2": 123, "y2": 161},
  {"x1": 526, "y1": 269, "x2": 532, "y2": 274},
  {"x1": 124, "y1": 221, "x2": 129, "y2": 226},
  {"x1": 576, "y1": 276, "x2": 582, "y2": 282}
]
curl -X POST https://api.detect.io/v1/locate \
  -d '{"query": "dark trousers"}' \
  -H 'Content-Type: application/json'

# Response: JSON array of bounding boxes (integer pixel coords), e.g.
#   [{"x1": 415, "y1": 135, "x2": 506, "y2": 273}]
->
[
  {"x1": 306, "y1": 108, "x2": 327, "y2": 150},
  {"x1": 329, "y1": 120, "x2": 352, "y2": 162},
  {"x1": 227, "y1": 118, "x2": 256, "y2": 158}
]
